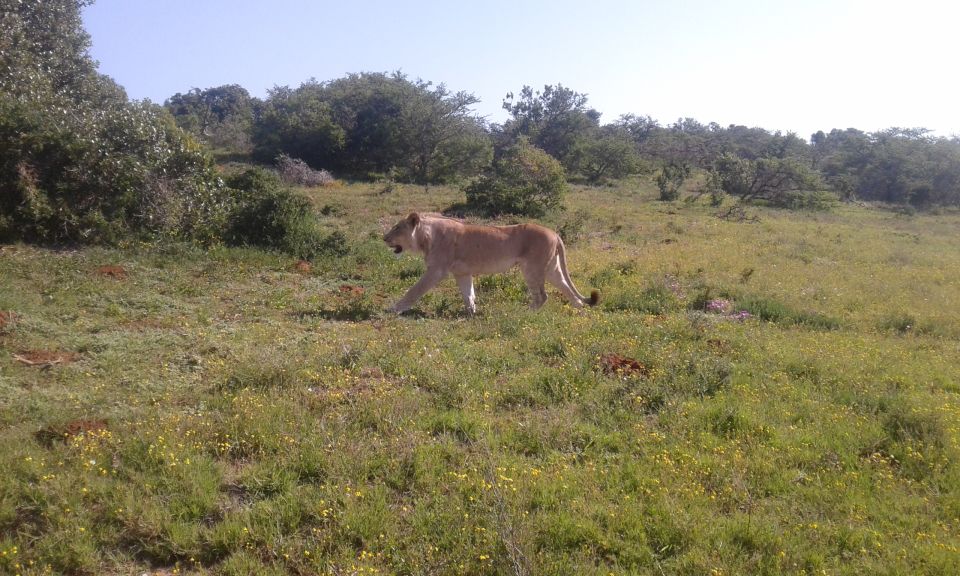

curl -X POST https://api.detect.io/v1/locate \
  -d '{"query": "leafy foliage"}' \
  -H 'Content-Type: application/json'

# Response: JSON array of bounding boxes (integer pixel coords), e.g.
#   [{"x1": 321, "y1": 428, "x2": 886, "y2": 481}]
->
[
  {"x1": 712, "y1": 153, "x2": 825, "y2": 208},
  {"x1": 813, "y1": 128, "x2": 960, "y2": 206},
  {"x1": 252, "y1": 73, "x2": 491, "y2": 184},
  {"x1": 656, "y1": 161, "x2": 691, "y2": 201},
  {"x1": 251, "y1": 82, "x2": 345, "y2": 172},
  {"x1": 568, "y1": 127, "x2": 643, "y2": 184},
  {"x1": 501, "y1": 84, "x2": 601, "y2": 170},
  {"x1": 165, "y1": 84, "x2": 254, "y2": 151},
  {"x1": 463, "y1": 138, "x2": 567, "y2": 216},
  {"x1": 225, "y1": 168, "x2": 345, "y2": 258},
  {"x1": 0, "y1": 0, "x2": 229, "y2": 244}
]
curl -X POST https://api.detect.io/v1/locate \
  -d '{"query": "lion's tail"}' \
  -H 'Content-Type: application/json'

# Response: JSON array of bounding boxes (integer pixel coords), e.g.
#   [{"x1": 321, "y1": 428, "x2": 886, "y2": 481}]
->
[
  {"x1": 587, "y1": 289, "x2": 600, "y2": 306},
  {"x1": 557, "y1": 240, "x2": 600, "y2": 307}
]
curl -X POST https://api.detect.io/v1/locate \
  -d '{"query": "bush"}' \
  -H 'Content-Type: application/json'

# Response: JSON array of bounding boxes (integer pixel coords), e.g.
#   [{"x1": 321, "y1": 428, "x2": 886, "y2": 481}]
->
[
  {"x1": 656, "y1": 162, "x2": 691, "y2": 201},
  {"x1": 0, "y1": 92, "x2": 230, "y2": 244},
  {"x1": 224, "y1": 168, "x2": 346, "y2": 258},
  {"x1": 462, "y1": 138, "x2": 566, "y2": 217},
  {"x1": 275, "y1": 154, "x2": 335, "y2": 187},
  {"x1": 0, "y1": 0, "x2": 230, "y2": 245}
]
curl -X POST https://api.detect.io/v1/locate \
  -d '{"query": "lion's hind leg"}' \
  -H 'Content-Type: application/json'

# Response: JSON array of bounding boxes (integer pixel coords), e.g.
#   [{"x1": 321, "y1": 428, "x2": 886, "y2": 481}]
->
[
  {"x1": 455, "y1": 274, "x2": 477, "y2": 315},
  {"x1": 546, "y1": 256, "x2": 585, "y2": 308},
  {"x1": 520, "y1": 264, "x2": 548, "y2": 310}
]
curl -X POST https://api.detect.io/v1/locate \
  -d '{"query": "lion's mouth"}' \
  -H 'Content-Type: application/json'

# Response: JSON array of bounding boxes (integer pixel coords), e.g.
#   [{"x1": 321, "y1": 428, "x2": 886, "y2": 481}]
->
[{"x1": 390, "y1": 244, "x2": 402, "y2": 254}]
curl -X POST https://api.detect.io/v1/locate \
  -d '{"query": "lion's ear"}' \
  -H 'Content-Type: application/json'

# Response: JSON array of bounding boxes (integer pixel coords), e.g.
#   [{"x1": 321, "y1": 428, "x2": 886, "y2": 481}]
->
[{"x1": 407, "y1": 213, "x2": 420, "y2": 227}]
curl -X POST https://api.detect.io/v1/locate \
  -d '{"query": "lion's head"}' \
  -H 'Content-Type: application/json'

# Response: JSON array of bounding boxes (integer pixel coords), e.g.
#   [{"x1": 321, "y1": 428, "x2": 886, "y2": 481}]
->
[{"x1": 383, "y1": 212, "x2": 422, "y2": 255}]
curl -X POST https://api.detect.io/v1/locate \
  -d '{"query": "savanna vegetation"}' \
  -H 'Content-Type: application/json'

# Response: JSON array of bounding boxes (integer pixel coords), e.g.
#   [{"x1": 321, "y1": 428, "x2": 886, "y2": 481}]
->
[
  {"x1": 1, "y1": 1, "x2": 959, "y2": 575},
  {"x1": 2, "y1": 180, "x2": 959, "y2": 575}
]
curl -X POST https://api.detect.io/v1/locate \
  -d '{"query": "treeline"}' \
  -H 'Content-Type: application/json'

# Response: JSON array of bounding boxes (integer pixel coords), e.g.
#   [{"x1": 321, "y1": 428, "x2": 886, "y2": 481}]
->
[
  {"x1": 169, "y1": 80, "x2": 960, "y2": 208},
  {"x1": 3, "y1": 1, "x2": 959, "y2": 251}
]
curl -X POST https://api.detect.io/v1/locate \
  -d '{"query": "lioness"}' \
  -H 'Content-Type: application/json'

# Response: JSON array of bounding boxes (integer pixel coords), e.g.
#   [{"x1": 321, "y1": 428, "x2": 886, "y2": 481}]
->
[{"x1": 383, "y1": 212, "x2": 599, "y2": 314}]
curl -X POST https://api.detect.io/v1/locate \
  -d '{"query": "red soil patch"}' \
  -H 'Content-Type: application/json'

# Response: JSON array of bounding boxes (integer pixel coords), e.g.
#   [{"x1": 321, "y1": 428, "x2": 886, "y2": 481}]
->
[
  {"x1": 339, "y1": 284, "x2": 365, "y2": 296},
  {"x1": 13, "y1": 350, "x2": 79, "y2": 367},
  {"x1": 0, "y1": 311, "x2": 14, "y2": 330},
  {"x1": 95, "y1": 265, "x2": 128, "y2": 279},
  {"x1": 598, "y1": 353, "x2": 650, "y2": 378},
  {"x1": 294, "y1": 260, "x2": 312, "y2": 273},
  {"x1": 34, "y1": 418, "x2": 108, "y2": 446}
]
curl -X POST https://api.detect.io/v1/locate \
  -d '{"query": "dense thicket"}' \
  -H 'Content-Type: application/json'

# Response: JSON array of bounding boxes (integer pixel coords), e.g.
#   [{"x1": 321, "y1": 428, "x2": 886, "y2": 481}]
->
[
  {"x1": 813, "y1": 128, "x2": 960, "y2": 206},
  {"x1": 0, "y1": 0, "x2": 229, "y2": 243},
  {"x1": 0, "y1": 1, "x2": 347, "y2": 254}
]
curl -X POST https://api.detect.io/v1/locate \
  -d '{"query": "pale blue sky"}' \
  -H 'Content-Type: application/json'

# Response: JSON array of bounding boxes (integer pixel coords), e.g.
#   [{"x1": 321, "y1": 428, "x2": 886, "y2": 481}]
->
[{"x1": 83, "y1": 0, "x2": 959, "y2": 139}]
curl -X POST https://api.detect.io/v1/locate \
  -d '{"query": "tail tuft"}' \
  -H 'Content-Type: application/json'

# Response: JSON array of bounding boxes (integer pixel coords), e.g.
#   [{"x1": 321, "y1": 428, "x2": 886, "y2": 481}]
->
[{"x1": 588, "y1": 290, "x2": 600, "y2": 307}]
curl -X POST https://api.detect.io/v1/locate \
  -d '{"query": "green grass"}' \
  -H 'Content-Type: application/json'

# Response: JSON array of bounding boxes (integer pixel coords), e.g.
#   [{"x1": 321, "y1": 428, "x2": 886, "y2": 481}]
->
[{"x1": 1, "y1": 180, "x2": 959, "y2": 575}]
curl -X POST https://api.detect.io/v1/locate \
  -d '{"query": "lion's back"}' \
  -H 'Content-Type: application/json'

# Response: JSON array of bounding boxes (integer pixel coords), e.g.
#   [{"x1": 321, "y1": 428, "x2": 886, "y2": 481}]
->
[{"x1": 425, "y1": 219, "x2": 557, "y2": 276}]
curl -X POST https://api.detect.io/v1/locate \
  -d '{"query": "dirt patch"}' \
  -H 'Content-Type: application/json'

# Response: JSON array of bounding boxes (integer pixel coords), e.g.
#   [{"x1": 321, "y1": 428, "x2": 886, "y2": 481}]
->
[
  {"x1": 0, "y1": 311, "x2": 15, "y2": 331},
  {"x1": 13, "y1": 349, "x2": 80, "y2": 367},
  {"x1": 293, "y1": 260, "x2": 312, "y2": 273},
  {"x1": 95, "y1": 265, "x2": 128, "y2": 279},
  {"x1": 34, "y1": 418, "x2": 108, "y2": 447},
  {"x1": 598, "y1": 353, "x2": 650, "y2": 378},
  {"x1": 339, "y1": 284, "x2": 365, "y2": 296},
  {"x1": 213, "y1": 482, "x2": 257, "y2": 520}
]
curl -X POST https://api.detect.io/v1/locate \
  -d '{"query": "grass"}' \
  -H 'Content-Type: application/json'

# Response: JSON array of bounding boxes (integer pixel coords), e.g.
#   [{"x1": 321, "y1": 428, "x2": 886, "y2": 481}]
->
[{"x1": 1, "y1": 180, "x2": 959, "y2": 575}]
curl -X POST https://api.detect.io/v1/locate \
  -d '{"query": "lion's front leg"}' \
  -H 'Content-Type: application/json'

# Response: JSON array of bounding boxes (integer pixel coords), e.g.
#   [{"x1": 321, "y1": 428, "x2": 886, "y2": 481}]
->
[{"x1": 392, "y1": 267, "x2": 447, "y2": 314}]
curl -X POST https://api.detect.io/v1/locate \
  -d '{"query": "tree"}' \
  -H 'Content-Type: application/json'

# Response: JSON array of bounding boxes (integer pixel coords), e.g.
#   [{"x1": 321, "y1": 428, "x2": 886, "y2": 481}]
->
[
  {"x1": 812, "y1": 127, "x2": 960, "y2": 206},
  {"x1": 567, "y1": 126, "x2": 642, "y2": 184},
  {"x1": 501, "y1": 84, "x2": 601, "y2": 166},
  {"x1": 0, "y1": 0, "x2": 98, "y2": 100},
  {"x1": 712, "y1": 153, "x2": 822, "y2": 207},
  {"x1": 165, "y1": 85, "x2": 254, "y2": 151},
  {"x1": 393, "y1": 78, "x2": 491, "y2": 186},
  {"x1": 615, "y1": 114, "x2": 661, "y2": 151},
  {"x1": 641, "y1": 117, "x2": 714, "y2": 167},
  {"x1": 252, "y1": 82, "x2": 346, "y2": 170}
]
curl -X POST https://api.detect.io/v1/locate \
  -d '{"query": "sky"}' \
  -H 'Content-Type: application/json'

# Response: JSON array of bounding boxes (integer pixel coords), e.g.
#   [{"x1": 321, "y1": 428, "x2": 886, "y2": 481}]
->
[{"x1": 82, "y1": 0, "x2": 960, "y2": 140}]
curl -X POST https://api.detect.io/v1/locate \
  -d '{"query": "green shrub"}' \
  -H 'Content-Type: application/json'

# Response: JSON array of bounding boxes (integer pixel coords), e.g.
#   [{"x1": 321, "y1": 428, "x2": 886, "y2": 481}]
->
[
  {"x1": 224, "y1": 168, "x2": 347, "y2": 258},
  {"x1": 0, "y1": 92, "x2": 229, "y2": 244},
  {"x1": 656, "y1": 161, "x2": 690, "y2": 201},
  {"x1": 463, "y1": 138, "x2": 566, "y2": 216}
]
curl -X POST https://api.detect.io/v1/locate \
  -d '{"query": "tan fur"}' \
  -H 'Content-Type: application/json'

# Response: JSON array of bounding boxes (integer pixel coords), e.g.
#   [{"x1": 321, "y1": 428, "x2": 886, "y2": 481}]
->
[{"x1": 383, "y1": 212, "x2": 599, "y2": 314}]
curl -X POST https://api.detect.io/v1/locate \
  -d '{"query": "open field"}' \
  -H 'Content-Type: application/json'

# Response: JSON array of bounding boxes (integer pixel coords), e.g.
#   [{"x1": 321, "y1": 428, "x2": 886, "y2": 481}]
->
[{"x1": 1, "y1": 181, "x2": 959, "y2": 575}]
